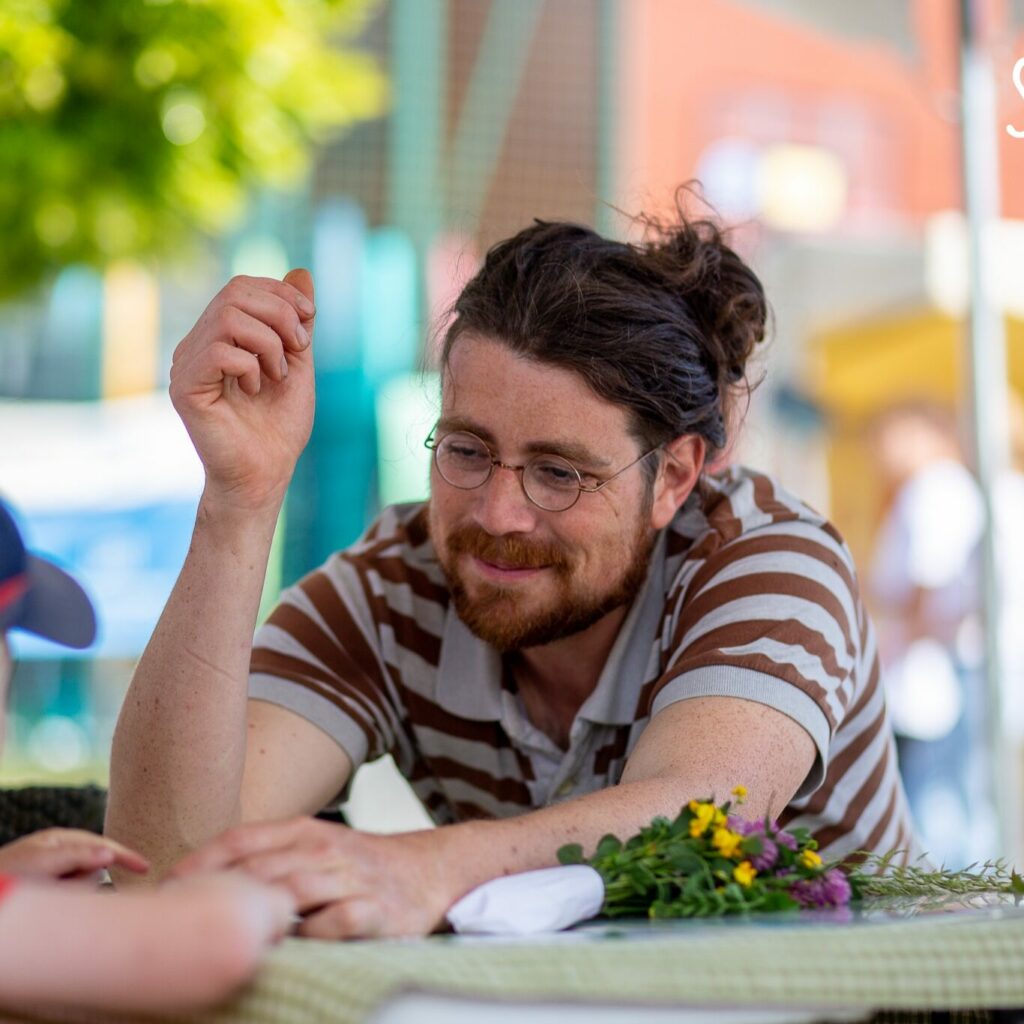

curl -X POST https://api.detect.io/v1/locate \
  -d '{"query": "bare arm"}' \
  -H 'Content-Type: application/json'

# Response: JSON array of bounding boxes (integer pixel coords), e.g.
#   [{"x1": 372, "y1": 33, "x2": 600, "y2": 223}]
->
[
  {"x1": 106, "y1": 500, "x2": 283, "y2": 875},
  {"x1": 0, "y1": 874, "x2": 294, "y2": 1015},
  {"x1": 173, "y1": 695, "x2": 817, "y2": 938},
  {"x1": 106, "y1": 271, "x2": 319, "y2": 879}
]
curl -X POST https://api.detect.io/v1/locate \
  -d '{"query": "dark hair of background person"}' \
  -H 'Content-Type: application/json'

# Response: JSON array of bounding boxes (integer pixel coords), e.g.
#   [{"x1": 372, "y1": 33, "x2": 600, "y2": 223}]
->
[{"x1": 440, "y1": 195, "x2": 769, "y2": 483}]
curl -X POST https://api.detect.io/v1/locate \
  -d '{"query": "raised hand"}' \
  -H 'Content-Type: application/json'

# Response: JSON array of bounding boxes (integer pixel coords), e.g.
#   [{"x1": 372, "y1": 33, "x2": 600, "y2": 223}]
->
[
  {"x1": 0, "y1": 828, "x2": 149, "y2": 881},
  {"x1": 169, "y1": 270, "x2": 317, "y2": 513}
]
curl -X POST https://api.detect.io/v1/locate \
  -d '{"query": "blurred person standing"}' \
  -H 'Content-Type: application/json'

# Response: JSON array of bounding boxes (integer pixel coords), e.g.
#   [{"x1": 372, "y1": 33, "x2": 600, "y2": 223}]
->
[{"x1": 868, "y1": 405, "x2": 999, "y2": 866}]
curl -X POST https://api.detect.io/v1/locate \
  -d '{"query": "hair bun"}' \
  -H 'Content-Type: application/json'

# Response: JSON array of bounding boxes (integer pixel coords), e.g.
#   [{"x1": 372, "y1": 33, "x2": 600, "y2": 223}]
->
[{"x1": 645, "y1": 209, "x2": 767, "y2": 395}]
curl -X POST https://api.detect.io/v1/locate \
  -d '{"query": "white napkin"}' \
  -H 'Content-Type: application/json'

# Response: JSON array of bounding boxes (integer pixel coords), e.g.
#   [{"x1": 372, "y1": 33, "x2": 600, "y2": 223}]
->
[{"x1": 446, "y1": 864, "x2": 605, "y2": 935}]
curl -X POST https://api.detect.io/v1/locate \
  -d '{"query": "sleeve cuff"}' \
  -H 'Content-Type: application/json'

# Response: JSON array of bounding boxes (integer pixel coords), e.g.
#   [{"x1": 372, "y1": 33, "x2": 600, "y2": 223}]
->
[
  {"x1": 649, "y1": 666, "x2": 830, "y2": 799},
  {"x1": 248, "y1": 673, "x2": 371, "y2": 772}
]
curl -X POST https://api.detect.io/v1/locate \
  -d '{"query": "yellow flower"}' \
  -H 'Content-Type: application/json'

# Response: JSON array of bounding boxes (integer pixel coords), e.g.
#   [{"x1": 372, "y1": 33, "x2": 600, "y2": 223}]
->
[
  {"x1": 712, "y1": 826, "x2": 743, "y2": 859},
  {"x1": 731, "y1": 785, "x2": 748, "y2": 802},
  {"x1": 713, "y1": 808, "x2": 727, "y2": 826},
  {"x1": 688, "y1": 801, "x2": 717, "y2": 837},
  {"x1": 733, "y1": 860, "x2": 757, "y2": 887},
  {"x1": 799, "y1": 849, "x2": 823, "y2": 869}
]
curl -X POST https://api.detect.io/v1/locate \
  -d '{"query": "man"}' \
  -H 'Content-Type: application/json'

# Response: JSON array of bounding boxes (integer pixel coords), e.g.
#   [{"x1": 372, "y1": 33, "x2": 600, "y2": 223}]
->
[
  {"x1": 107, "y1": 218, "x2": 917, "y2": 939},
  {"x1": 0, "y1": 502, "x2": 295, "y2": 1014}
]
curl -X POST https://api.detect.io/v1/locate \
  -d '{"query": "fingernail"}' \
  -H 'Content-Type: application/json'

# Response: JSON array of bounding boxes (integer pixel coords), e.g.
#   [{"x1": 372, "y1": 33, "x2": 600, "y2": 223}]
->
[
  {"x1": 298, "y1": 296, "x2": 315, "y2": 316},
  {"x1": 280, "y1": 356, "x2": 289, "y2": 378},
  {"x1": 297, "y1": 325, "x2": 310, "y2": 348}
]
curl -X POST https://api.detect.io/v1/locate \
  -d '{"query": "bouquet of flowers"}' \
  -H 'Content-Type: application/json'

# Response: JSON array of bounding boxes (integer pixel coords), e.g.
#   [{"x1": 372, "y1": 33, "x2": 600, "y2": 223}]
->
[{"x1": 557, "y1": 786, "x2": 1024, "y2": 919}]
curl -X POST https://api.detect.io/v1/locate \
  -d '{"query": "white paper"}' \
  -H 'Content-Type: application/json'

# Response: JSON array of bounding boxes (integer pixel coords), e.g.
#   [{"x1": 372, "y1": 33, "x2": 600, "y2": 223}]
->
[{"x1": 446, "y1": 865, "x2": 605, "y2": 936}]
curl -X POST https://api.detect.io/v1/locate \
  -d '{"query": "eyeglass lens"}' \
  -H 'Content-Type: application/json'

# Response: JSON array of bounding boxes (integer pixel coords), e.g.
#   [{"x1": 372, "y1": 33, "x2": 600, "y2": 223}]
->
[{"x1": 433, "y1": 432, "x2": 581, "y2": 511}]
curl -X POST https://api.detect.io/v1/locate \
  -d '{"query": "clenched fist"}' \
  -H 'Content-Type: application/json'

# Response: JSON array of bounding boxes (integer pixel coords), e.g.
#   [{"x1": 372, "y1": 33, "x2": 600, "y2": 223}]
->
[{"x1": 169, "y1": 270, "x2": 317, "y2": 513}]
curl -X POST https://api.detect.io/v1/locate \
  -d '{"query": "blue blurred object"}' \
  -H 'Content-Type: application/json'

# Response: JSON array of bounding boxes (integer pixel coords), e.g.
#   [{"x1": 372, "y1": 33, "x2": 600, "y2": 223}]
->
[{"x1": 8, "y1": 501, "x2": 197, "y2": 661}]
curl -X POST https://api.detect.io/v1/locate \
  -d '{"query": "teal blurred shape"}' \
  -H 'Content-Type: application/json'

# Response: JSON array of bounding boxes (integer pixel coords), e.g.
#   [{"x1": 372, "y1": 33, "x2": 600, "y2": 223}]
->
[
  {"x1": 376, "y1": 372, "x2": 439, "y2": 507},
  {"x1": 361, "y1": 227, "x2": 418, "y2": 385},
  {"x1": 32, "y1": 266, "x2": 103, "y2": 400},
  {"x1": 311, "y1": 199, "x2": 365, "y2": 372},
  {"x1": 282, "y1": 198, "x2": 377, "y2": 584}
]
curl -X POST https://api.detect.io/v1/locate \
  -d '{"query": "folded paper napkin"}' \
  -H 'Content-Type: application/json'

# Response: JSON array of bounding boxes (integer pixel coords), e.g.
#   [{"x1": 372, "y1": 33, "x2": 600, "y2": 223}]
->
[{"x1": 446, "y1": 864, "x2": 605, "y2": 935}]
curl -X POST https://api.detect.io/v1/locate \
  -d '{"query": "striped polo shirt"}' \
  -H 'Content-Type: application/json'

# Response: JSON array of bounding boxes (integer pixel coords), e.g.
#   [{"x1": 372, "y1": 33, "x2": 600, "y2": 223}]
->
[{"x1": 250, "y1": 466, "x2": 919, "y2": 861}]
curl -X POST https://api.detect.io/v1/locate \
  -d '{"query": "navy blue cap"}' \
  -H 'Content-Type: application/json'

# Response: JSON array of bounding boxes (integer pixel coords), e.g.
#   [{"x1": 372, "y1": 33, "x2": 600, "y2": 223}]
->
[{"x1": 0, "y1": 503, "x2": 96, "y2": 649}]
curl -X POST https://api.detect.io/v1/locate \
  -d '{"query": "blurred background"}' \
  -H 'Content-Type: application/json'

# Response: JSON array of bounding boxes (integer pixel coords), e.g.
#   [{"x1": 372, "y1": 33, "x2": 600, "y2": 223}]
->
[{"x1": 2, "y1": 0, "x2": 1023, "y2": 867}]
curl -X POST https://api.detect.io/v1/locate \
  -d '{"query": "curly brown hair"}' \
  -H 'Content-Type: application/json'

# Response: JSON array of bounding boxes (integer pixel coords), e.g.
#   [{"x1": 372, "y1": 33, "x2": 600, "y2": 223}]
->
[{"x1": 441, "y1": 203, "x2": 768, "y2": 469}]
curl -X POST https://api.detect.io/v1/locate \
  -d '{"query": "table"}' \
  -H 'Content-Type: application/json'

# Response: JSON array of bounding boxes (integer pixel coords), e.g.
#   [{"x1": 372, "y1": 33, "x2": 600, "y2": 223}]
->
[{"x1": 19, "y1": 899, "x2": 1024, "y2": 1023}]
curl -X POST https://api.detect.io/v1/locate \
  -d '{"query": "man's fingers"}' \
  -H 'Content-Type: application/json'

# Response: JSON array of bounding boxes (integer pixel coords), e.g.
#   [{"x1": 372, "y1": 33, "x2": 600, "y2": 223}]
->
[
  {"x1": 226, "y1": 282, "x2": 311, "y2": 354},
  {"x1": 231, "y1": 849, "x2": 336, "y2": 887},
  {"x1": 217, "y1": 306, "x2": 290, "y2": 382},
  {"x1": 283, "y1": 268, "x2": 315, "y2": 333},
  {"x1": 186, "y1": 341, "x2": 263, "y2": 398},
  {"x1": 256, "y1": 868, "x2": 350, "y2": 915},
  {"x1": 170, "y1": 818, "x2": 309, "y2": 878},
  {"x1": 228, "y1": 274, "x2": 315, "y2": 323},
  {"x1": 297, "y1": 896, "x2": 383, "y2": 940}
]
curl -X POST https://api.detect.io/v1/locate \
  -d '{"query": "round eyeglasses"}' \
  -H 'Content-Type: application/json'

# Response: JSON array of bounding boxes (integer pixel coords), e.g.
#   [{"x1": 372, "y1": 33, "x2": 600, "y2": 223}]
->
[{"x1": 424, "y1": 429, "x2": 660, "y2": 512}]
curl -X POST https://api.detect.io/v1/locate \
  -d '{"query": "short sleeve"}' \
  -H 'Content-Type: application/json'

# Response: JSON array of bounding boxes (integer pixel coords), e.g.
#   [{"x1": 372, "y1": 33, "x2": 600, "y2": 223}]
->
[
  {"x1": 249, "y1": 552, "x2": 404, "y2": 773},
  {"x1": 648, "y1": 520, "x2": 865, "y2": 798}
]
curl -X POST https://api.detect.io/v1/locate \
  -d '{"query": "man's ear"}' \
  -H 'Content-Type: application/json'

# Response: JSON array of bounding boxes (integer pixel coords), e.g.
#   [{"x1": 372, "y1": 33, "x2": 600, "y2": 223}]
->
[{"x1": 650, "y1": 435, "x2": 706, "y2": 530}]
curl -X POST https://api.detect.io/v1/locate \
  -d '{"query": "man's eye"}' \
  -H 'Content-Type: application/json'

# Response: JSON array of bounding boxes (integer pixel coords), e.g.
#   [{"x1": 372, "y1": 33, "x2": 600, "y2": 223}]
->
[
  {"x1": 447, "y1": 442, "x2": 488, "y2": 461},
  {"x1": 533, "y1": 461, "x2": 578, "y2": 488}
]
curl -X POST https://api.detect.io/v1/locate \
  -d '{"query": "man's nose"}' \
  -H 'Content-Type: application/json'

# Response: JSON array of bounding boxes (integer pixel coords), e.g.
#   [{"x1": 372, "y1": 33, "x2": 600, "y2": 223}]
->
[{"x1": 472, "y1": 464, "x2": 538, "y2": 535}]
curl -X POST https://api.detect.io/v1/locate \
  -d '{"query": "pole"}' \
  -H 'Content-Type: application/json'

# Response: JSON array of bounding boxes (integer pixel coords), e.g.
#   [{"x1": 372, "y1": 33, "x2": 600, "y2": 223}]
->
[{"x1": 958, "y1": 0, "x2": 1019, "y2": 862}]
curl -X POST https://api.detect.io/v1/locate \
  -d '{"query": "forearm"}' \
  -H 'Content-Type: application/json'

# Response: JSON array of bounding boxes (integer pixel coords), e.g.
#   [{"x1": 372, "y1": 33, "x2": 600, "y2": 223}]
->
[
  {"x1": 0, "y1": 886, "x2": 268, "y2": 1014},
  {"x1": 106, "y1": 492, "x2": 282, "y2": 877},
  {"x1": 437, "y1": 775, "x2": 708, "y2": 901}
]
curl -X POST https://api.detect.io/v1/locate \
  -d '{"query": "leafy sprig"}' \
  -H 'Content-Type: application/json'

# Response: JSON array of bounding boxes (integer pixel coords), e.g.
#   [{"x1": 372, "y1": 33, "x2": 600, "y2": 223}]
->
[{"x1": 846, "y1": 850, "x2": 1024, "y2": 908}]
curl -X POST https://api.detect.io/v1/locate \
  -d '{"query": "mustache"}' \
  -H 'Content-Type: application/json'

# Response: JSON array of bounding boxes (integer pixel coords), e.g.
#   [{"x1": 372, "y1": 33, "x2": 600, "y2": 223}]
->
[{"x1": 445, "y1": 523, "x2": 573, "y2": 572}]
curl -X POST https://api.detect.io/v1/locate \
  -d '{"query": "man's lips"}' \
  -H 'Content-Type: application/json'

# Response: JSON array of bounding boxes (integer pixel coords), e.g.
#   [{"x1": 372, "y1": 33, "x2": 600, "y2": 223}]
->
[{"x1": 470, "y1": 556, "x2": 549, "y2": 581}]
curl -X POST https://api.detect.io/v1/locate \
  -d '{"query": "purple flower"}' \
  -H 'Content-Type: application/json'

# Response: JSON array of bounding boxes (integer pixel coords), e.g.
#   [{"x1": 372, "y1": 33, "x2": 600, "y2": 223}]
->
[
  {"x1": 728, "y1": 816, "x2": 757, "y2": 834},
  {"x1": 790, "y1": 868, "x2": 852, "y2": 909},
  {"x1": 728, "y1": 819, "x2": 789, "y2": 870},
  {"x1": 775, "y1": 828, "x2": 798, "y2": 851},
  {"x1": 823, "y1": 868, "x2": 852, "y2": 905},
  {"x1": 750, "y1": 835, "x2": 779, "y2": 872}
]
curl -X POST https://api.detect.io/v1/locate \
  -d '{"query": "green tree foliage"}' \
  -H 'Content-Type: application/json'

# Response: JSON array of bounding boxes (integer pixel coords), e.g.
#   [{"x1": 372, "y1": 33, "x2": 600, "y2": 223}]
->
[{"x1": 0, "y1": 0, "x2": 386, "y2": 298}]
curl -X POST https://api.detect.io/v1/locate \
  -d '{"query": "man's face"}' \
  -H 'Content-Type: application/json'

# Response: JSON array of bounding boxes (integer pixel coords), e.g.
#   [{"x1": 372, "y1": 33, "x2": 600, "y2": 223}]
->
[{"x1": 428, "y1": 335, "x2": 657, "y2": 651}]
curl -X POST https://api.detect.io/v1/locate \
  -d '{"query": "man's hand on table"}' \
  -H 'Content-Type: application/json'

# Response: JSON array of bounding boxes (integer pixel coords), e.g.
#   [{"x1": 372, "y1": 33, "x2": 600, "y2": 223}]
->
[{"x1": 169, "y1": 818, "x2": 461, "y2": 939}]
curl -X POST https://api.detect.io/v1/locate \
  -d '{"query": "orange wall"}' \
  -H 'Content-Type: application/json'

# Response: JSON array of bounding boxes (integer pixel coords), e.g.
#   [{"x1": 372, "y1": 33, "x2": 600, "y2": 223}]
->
[{"x1": 616, "y1": 0, "x2": 1024, "y2": 225}]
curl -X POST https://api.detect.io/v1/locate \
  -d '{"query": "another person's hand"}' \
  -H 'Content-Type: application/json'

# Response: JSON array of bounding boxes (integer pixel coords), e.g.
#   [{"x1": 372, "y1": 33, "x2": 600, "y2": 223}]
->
[
  {"x1": 169, "y1": 270, "x2": 316, "y2": 512},
  {"x1": 170, "y1": 818, "x2": 456, "y2": 939},
  {"x1": 0, "y1": 870, "x2": 296, "y2": 1014},
  {"x1": 159, "y1": 870, "x2": 298, "y2": 946},
  {"x1": 0, "y1": 828, "x2": 149, "y2": 881}
]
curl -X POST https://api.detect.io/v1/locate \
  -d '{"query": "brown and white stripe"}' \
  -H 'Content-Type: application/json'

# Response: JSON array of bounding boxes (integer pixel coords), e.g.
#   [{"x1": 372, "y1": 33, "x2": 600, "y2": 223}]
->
[{"x1": 250, "y1": 465, "x2": 919, "y2": 861}]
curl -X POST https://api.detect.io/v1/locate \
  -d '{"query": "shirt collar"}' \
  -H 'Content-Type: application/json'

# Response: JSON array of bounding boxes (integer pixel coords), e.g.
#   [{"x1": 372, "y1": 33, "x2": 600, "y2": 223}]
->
[{"x1": 435, "y1": 530, "x2": 667, "y2": 725}]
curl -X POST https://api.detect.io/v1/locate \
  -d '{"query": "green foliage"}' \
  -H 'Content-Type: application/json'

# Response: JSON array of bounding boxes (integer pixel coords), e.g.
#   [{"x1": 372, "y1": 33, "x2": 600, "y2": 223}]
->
[
  {"x1": 558, "y1": 797, "x2": 1024, "y2": 921},
  {"x1": 0, "y1": 0, "x2": 386, "y2": 298},
  {"x1": 847, "y1": 850, "x2": 1024, "y2": 907},
  {"x1": 557, "y1": 798, "x2": 819, "y2": 919}
]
